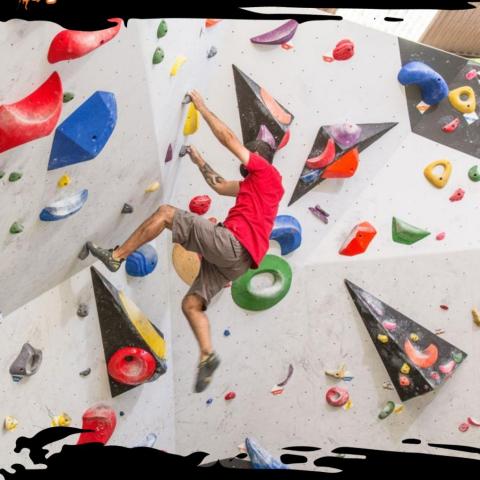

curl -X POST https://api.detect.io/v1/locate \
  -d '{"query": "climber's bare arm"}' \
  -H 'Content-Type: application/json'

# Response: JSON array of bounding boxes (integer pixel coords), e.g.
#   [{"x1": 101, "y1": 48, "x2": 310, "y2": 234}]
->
[
  {"x1": 189, "y1": 90, "x2": 250, "y2": 165},
  {"x1": 187, "y1": 146, "x2": 240, "y2": 197}
]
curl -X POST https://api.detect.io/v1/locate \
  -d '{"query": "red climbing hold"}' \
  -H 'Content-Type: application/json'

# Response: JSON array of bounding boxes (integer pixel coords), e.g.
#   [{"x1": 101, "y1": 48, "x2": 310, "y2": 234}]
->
[
  {"x1": 306, "y1": 137, "x2": 336, "y2": 170},
  {"x1": 189, "y1": 195, "x2": 211, "y2": 215},
  {"x1": 449, "y1": 188, "x2": 465, "y2": 202},
  {"x1": 436, "y1": 232, "x2": 446, "y2": 241},
  {"x1": 0, "y1": 72, "x2": 63, "y2": 154},
  {"x1": 77, "y1": 404, "x2": 117, "y2": 445},
  {"x1": 107, "y1": 347, "x2": 157, "y2": 386},
  {"x1": 205, "y1": 19, "x2": 221, "y2": 28},
  {"x1": 278, "y1": 130, "x2": 290, "y2": 150},
  {"x1": 48, "y1": 18, "x2": 122, "y2": 64},
  {"x1": 225, "y1": 391, "x2": 236, "y2": 400},
  {"x1": 322, "y1": 148, "x2": 359, "y2": 178},
  {"x1": 322, "y1": 55, "x2": 334, "y2": 63},
  {"x1": 339, "y1": 221, "x2": 377, "y2": 256},
  {"x1": 440, "y1": 304, "x2": 449, "y2": 310},
  {"x1": 332, "y1": 39, "x2": 355, "y2": 61},
  {"x1": 442, "y1": 118, "x2": 460, "y2": 133}
]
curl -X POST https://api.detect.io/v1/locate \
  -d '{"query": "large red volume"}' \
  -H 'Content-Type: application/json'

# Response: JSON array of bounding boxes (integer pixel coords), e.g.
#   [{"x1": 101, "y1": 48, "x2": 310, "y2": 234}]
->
[
  {"x1": 77, "y1": 404, "x2": 117, "y2": 445},
  {"x1": 48, "y1": 18, "x2": 122, "y2": 64},
  {"x1": 0, "y1": 72, "x2": 63, "y2": 154}
]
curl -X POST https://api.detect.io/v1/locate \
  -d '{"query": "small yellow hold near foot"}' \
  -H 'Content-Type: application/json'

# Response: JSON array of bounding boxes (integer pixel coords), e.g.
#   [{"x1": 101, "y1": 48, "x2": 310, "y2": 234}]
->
[{"x1": 472, "y1": 308, "x2": 480, "y2": 327}]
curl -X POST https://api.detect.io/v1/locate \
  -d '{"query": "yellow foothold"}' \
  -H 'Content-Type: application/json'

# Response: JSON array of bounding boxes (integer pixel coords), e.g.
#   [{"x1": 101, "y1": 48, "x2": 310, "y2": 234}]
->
[
  {"x1": 448, "y1": 86, "x2": 476, "y2": 113},
  {"x1": 400, "y1": 363, "x2": 411, "y2": 374},
  {"x1": 170, "y1": 55, "x2": 187, "y2": 76},
  {"x1": 377, "y1": 334, "x2": 389, "y2": 343},
  {"x1": 145, "y1": 181, "x2": 160, "y2": 193},
  {"x1": 57, "y1": 174, "x2": 71, "y2": 188},
  {"x1": 343, "y1": 399, "x2": 353, "y2": 411},
  {"x1": 472, "y1": 308, "x2": 480, "y2": 327},
  {"x1": 394, "y1": 404, "x2": 404, "y2": 414},
  {"x1": 51, "y1": 413, "x2": 71, "y2": 427},
  {"x1": 410, "y1": 333, "x2": 419, "y2": 342},
  {"x1": 4, "y1": 416, "x2": 18, "y2": 431},
  {"x1": 423, "y1": 159, "x2": 452, "y2": 188},
  {"x1": 183, "y1": 103, "x2": 200, "y2": 136}
]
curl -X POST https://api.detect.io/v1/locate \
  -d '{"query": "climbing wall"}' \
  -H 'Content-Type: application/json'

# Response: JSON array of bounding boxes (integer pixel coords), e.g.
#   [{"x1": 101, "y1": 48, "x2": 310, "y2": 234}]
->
[{"x1": 170, "y1": 18, "x2": 480, "y2": 460}]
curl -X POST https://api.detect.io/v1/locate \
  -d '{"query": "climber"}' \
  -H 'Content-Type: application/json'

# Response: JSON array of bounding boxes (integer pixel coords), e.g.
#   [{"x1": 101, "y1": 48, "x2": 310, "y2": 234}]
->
[{"x1": 86, "y1": 90, "x2": 285, "y2": 393}]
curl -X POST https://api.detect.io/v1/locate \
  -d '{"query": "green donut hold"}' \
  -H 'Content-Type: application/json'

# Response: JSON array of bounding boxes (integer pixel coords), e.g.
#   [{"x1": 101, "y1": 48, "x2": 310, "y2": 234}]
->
[{"x1": 231, "y1": 254, "x2": 292, "y2": 311}]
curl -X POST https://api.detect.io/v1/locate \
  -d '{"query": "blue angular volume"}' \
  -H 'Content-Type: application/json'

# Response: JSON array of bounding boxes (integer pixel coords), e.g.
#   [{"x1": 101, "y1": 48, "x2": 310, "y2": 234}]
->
[
  {"x1": 397, "y1": 61, "x2": 449, "y2": 105},
  {"x1": 270, "y1": 215, "x2": 302, "y2": 255},
  {"x1": 39, "y1": 189, "x2": 89, "y2": 221},
  {"x1": 48, "y1": 91, "x2": 117, "y2": 171},
  {"x1": 245, "y1": 437, "x2": 288, "y2": 470},
  {"x1": 126, "y1": 244, "x2": 158, "y2": 277}
]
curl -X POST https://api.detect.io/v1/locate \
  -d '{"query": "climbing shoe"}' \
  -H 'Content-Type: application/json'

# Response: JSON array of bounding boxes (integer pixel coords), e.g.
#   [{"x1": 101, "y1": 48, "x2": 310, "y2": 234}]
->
[
  {"x1": 86, "y1": 242, "x2": 123, "y2": 272},
  {"x1": 194, "y1": 352, "x2": 220, "y2": 393}
]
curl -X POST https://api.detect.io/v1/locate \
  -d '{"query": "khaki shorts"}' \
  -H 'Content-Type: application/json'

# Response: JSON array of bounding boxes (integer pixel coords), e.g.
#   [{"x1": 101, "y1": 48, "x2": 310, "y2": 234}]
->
[{"x1": 172, "y1": 209, "x2": 252, "y2": 310}]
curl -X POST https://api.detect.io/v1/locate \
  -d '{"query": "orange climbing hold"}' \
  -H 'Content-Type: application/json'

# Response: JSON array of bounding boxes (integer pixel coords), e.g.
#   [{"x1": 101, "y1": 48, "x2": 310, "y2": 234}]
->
[
  {"x1": 0, "y1": 72, "x2": 63, "y2": 154},
  {"x1": 322, "y1": 148, "x2": 359, "y2": 178},
  {"x1": 259, "y1": 88, "x2": 292, "y2": 125},
  {"x1": 404, "y1": 339, "x2": 439, "y2": 369},
  {"x1": 205, "y1": 19, "x2": 221, "y2": 28},
  {"x1": 339, "y1": 221, "x2": 377, "y2": 256},
  {"x1": 48, "y1": 18, "x2": 122, "y2": 63},
  {"x1": 306, "y1": 137, "x2": 336, "y2": 170}
]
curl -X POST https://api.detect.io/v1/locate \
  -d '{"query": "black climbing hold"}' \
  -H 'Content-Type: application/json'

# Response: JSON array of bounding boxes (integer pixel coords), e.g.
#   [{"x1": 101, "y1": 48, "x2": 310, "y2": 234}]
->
[
  {"x1": 77, "y1": 303, "x2": 89, "y2": 317},
  {"x1": 182, "y1": 94, "x2": 192, "y2": 105},
  {"x1": 63, "y1": 92, "x2": 75, "y2": 103},
  {"x1": 179, "y1": 145, "x2": 189, "y2": 157},
  {"x1": 121, "y1": 203, "x2": 134, "y2": 214},
  {"x1": 79, "y1": 368, "x2": 91, "y2": 377},
  {"x1": 207, "y1": 46, "x2": 218, "y2": 59},
  {"x1": 9, "y1": 343, "x2": 43, "y2": 382},
  {"x1": 78, "y1": 243, "x2": 89, "y2": 260},
  {"x1": 8, "y1": 172, "x2": 22, "y2": 182},
  {"x1": 119, "y1": 411, "x2": 125, "y2": 416}
]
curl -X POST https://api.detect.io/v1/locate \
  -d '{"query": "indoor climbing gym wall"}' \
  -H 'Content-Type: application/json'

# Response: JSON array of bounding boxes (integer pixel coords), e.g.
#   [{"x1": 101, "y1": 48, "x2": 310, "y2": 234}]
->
[{"x1": 1, "y1": 13, "x2": 480, "y2": 470}]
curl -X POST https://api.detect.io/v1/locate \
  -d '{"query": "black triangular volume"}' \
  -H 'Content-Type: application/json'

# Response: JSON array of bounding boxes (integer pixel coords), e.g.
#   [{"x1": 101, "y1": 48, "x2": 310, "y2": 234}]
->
[
  {"x1": 345, "y1": 279, "x2": 467, "y2": 402},
  {"x1": 288, "y1": 122, "x2": 397, "y2": 206}
]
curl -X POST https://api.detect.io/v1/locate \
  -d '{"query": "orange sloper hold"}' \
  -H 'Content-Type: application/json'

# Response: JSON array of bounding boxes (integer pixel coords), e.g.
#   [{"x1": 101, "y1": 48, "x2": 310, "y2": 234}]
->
[
  {"x1": 322, "y1": 148, "x2": 359, "y2": 179},
  {"x1": 205, "y1": 19, "x2": 221, "y2": 28},
  {"x1": 0, "y1": 72, "x2": 63, "y2": 154},
  {"x1": 404, "y1": 339, "x2": 439, "y2": 369},
  {"x1": 339, "y1": 221, "x2": 377, "y2": 256},
  {"x1": 259, "y1": 87, "x2": 292, "y2": 125}
]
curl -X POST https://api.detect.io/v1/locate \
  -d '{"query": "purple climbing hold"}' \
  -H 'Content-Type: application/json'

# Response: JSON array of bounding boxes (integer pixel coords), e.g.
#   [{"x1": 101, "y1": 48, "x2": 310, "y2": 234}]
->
[
  {"x1": 309, "y1": 205, "x2": 329, "y2": 224},
  {"x1": 165, "y1": 144, "x2": 173, "y2": 163},
  {"x1": 327, "y1": 123, "x2": 362, "y2": 149},
  {"x1": 250, "y1": 19, "x2": 298, "y2": 45},
  {"x1": 256, "y1": 125, "x2": 277, "y2": 151}
]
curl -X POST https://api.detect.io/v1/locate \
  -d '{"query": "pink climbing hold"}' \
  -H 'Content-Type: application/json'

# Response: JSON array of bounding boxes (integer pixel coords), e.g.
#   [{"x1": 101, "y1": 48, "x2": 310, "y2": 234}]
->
[
  {"x1": 48, "y1": 18, "x2": 122, "y2": 63},
  {"x1": 465, "y1": 69, "x2": 478, "y2": 80},
  {"x1": 322, "y1": 55, "x2": 334, "y2": 63},
  {"x1": 449, "y1": 188, "x2": 465, "y2": 202},
  {"x1": 325, "y1": 386, "x2": 349, "y2": 407},
  {"x1": 439, "y1": 360, "x2": 456, "y2": 375},
  {"x1": 0, "y1": 72, "x2": 63, "y2": 154},
  {"x1": 225, "y1": 391, "x2": 236, "y2": 400},
  {"x1": 382, "y1": 321, "x2": 397, "y2": 331},
  {"x1": 459, "y1": 422, "x2": 470, "y2": 433},
  {"x1": 430, "y1": 371, "x2": 440, "y2": 382},
  {"x1": 436, "y1": 232, "x2": 446, "y2": 241},
  {"x1": 467, "y1": 416, "x2": 480, "y2": 426},
  {"x1": 442, "y1": 118, "x2": 460, "y2": 133},
  {"x1": 189, "y1": 195, "x2": 211, "y2": 215},
  {"x1": 332, "y1": 39, "x2": 355, "y2": 61}
]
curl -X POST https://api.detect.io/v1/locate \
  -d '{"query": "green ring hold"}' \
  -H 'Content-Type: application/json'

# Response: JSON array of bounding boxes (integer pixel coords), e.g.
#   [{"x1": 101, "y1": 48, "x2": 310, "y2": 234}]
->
[
  {"x1": 231, "y1": 254, "x2": 292, "y2": 311},
  {"x1": 468, "y1": 165, "x2": 480, "y2": 182},
  {"x1": 153, "y1": 47, "x2": 165, "y2": 65},
  {"x1": 157, "y1": 20, "x2": 168, "y2": 39}
]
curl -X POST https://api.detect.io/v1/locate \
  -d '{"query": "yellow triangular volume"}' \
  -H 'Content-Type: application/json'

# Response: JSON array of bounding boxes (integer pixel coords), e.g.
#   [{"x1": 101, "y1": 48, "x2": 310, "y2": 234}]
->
[
  {"x1": 424, "y1": 159, "x2": 452, "y2": 188},
  {"x1": 183, "y1": 103, "x2": 200, "y2": 136}
]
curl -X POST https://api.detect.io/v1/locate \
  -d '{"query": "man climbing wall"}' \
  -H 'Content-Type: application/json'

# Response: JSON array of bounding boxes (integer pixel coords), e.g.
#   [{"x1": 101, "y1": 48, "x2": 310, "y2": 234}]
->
[{"x1": 87, "y1": 90, "x2": 284, "y2": 392}]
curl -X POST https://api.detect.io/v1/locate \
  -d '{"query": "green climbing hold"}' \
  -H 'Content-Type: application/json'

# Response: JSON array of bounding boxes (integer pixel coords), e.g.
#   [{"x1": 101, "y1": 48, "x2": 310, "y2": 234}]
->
[
  {"x1": 0, "y1": 171, "x2": 5, "y2": 179},
  {"x1": 452, "y1": 351, "x2": 464, "y2": 364},
  {"x1": 9, "y1": 222, "x2": 23, "y2": 234},
  {"x1": 8, "y1": 172, "x2": 22, "y2": 182},
  {"x1": 157, "y1": 20, "x2": 168, "y2": 38},
  {"x1": 392, "y1": 217, "x2": 430, "y2": 245},
  {"x1": 63, "y1": 92, "x2": 75, "y2": 103},
  {"x1": 378, "y1": 401, "x2": 395, "y2": 420},
  {"x1": 468, "y1": 165, "x2": 480, "y2": 182},
  {"x1": 231, "y1": 254, "x2": 292, "y2": 311},
  {"x1": 152, "y1": 47, "x2": 165, "y2": 65}
]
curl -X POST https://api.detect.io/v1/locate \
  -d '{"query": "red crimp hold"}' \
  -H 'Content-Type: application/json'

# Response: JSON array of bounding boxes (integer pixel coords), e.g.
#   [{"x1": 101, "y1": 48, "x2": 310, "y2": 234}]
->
[
  {"x1": 278, "y1": 130, "x2": 290, "y2": 150},
  {"x1": 442, "y1": 118, "x2": 460, "y2": 133},
  {"x1": 465, "y1": 69, "x2": 478, "y2": 80},
  {"x1": 440, "y1": 304, "x2": 449, "y2": 310},
  {"x1": 189, "y1": 195, "x2": 212, "y2": 215},
  {"x1": 436, "y1": 232, "x2": 446, "y2": 240},
  {"x1": 225, "y1": 391, "x2": 236, "y2": 400},
  {"x1": 449, "y1": 188, "x2": 465, "y2": 202},
  {"x1": 333, "y1": 39, "x2": 355, "y2": 61},
  {"x1": 306, "y1": 137, "x2": 336, "y2": 169},
  {"x1": 77, "y1": 404, "x2": 117, "y2": 445},
  {"x1": 48, "y1": 18, "x2": 122, "y2": 63},
  {"x1": 281, "y1": 43, "x2": 294, "y2": 50},
  {"x1": 459, "y1": 422, "x2": 470, "y2": 433},
  {"x1": 322, "y1": 55, "x2": 334, "y2": 63}
]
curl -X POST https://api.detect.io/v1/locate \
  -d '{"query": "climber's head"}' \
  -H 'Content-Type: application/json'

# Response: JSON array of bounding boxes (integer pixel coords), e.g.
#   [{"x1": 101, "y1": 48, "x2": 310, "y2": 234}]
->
[{"x1": 241, "y1": 140, "x2": 275, "y2": 178}]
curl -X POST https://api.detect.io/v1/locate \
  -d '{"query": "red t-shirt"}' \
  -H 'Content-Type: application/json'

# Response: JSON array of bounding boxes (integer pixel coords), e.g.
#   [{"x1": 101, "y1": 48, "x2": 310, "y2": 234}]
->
[{"x1": 223, "y1": 153, "x2": 284, "y2": 269}]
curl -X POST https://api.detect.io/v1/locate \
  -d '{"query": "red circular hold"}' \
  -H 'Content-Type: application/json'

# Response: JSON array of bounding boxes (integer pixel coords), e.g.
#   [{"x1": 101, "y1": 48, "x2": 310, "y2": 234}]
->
[
  {"x1": 189, "y1": 195, "x2": 212, "y2": 215},
  {"x1": 333, "y1": 39, "x2": 355, "y2": 61},
  {"x1": 225, "y1": 391, "x2": 236, "y2": 400},
  {"x1": 325, "y1": 386, "x2": 349, "y2": 407},
  {"x1": 107, "y1": 347, "x2": 157, "y2": 385},
  {"x1": 459, "y1": 422, "x2": 469, "y2": 433}
]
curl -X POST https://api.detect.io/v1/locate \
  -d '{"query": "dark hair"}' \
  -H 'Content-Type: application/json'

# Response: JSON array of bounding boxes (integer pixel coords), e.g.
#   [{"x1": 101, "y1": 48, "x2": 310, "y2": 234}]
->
[{"x1": 245, "y1": 139, "x2": 274, "y2": 162}]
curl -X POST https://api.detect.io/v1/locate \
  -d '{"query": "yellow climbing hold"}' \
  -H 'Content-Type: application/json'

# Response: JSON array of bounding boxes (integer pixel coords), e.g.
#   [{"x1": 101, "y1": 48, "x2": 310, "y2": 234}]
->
[
  {"x1": 394, "y1": 404, "x2": 405, "y2": 414},
  {"x1": 343, "y1": 399, "x2": 353, "y2": 411},
  {"x1": 4, "y1": 416, "x2": 18, "y2": 431},
  {"x1": 145, "y1": 181, "x2": 160, "y2": 193},
  {"x1": 57, "y1": 174, "x2": 71, "y2": 188},
  {"x1": 410, "y1": 333, "x2": 419, "y2": 342},
  {"x1": 51, "y1": 413, "x2": 71, "y2": 427},
  {"x1": 377, "y1": 334, "x2": 389, "y2": 344},
  {"x1": 183, "y1": 103, "x2": 200, "y2": 136},
  {"x1": 400, "y1": 363, "x2": 411, "y2": 374},
  {"x1": 448, "y1": 86, "x2": 476, "y2": 113},
  {"x1": 423, "y1": 159, "x2": 451, "y2": 188},
  {"x1": 472, "y1": 308, "x2": 480, "y2": 327},
  {"x1": 170, "y1": 55, "x2": 187, "y2": 76}
]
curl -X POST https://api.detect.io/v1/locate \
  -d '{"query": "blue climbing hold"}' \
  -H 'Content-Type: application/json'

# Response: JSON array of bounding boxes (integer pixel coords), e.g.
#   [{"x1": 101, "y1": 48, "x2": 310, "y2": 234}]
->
[
  {"x1": 397, "y1": 61, "x2": 449, "y2": 105},
  {"x1": 270, "y1": 215, "x2": 302, "y2": 255},
  {"x1": 39, "y1": 189, "x2": 89, "y2": 221},
  {"x1": 223, "y1": 329, "x2": 231, "y2": 337},
  {"x1": 300, "y1": 169, "x2": 321, "y2": 185},
  {"x1": 48, "y1": 91, "x2": 117, "y2": 171},
  {"x1": 245, "y1": 437, "x2": 288, "y2": 470},
  {"x1": 125, "y1": 244, "x2": 158, "y2": 277},
  {"x1": 206, "y1": 398, "x2": 213, "y2": 405}
]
